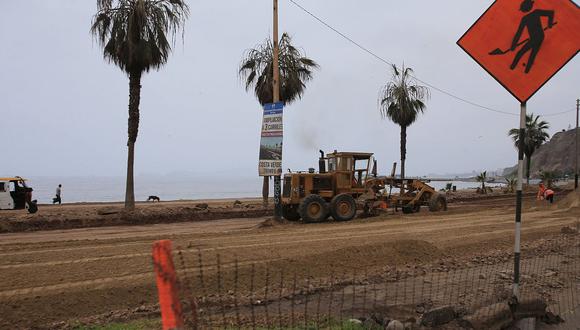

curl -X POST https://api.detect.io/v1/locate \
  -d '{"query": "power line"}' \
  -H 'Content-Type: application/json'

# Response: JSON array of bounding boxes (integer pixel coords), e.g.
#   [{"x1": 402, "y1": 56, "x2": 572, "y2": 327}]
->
[
  {"x1": 288, "y1": 0, "x2": 574, "y2": 118},
  {"x1": 543, "y1": 108, "x2": 576, "y2": 117}
]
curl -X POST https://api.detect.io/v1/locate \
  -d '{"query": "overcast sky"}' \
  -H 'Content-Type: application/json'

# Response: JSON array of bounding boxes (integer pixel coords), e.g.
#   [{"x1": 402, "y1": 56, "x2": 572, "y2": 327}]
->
[{"x1": 1, "y1": 0, "x2": 578, "y2": 179}]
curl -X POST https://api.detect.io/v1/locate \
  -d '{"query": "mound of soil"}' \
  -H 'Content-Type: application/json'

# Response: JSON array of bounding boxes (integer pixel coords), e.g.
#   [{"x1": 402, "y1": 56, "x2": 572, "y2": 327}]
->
[
  {"x1": 256, "y1": 217, "x2": 290, "y2": 228},
  {"x1": 553, "y1": 190, "x2": 580, "y2": 209},
  {"x1": 268, "y1": 240, "x2": 443, "y2": 280}
]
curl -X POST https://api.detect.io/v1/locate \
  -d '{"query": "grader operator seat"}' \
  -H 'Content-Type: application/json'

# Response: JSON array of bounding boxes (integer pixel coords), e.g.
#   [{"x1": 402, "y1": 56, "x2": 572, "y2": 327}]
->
[{"x1": 325, "y1": 151, "x2": 373, "y2": 190}]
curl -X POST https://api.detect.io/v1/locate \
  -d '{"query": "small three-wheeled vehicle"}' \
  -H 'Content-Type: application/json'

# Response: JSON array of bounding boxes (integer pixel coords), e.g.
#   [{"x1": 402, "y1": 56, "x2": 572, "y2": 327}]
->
[{"x1": 0, "y1": 177, "x2": 38, "y2": 213}]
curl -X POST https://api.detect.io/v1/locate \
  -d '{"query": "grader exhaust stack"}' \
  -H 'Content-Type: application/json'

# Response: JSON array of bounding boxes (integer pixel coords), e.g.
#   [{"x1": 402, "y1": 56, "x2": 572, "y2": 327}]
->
[{"x1": 318, "y1": 150, "x2": 326, "y2": 174}]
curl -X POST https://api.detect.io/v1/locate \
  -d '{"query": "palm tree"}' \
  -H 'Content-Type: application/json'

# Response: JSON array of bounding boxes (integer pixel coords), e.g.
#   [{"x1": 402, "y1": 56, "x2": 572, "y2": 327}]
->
[
  {"x1": 505, "y1": 176, "x2": 517, "y2": 193},
  {"x1": 91, "y1": 0, "x2": 189, "y2": 209},
  {"x1": 539, "y1": 170, "x2": 555, "y2": 188},
  {"x1": 508, "y1": 113, "x2": 550, "y2": 184},
  {"x1": 476, "y1": 171, "x2": 487, "y2": 194},
  {"x1": 239, "y1": 33, "x2": 318, "y2": 206},
  {"x1": 378, "y1": 64, "x2": 430, "y2": 195}
]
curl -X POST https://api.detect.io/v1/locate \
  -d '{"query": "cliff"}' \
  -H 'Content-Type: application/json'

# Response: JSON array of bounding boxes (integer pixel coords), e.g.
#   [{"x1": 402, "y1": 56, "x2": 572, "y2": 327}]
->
[{"x1": 503, "y1": 128, "x2": 578, "y2": 177}]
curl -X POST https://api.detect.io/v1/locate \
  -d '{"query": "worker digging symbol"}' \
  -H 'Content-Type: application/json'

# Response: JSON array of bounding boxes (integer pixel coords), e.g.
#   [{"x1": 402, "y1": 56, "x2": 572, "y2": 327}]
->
[{"x1": 489, "y1": 0, "x2": 555, "y2": 74}]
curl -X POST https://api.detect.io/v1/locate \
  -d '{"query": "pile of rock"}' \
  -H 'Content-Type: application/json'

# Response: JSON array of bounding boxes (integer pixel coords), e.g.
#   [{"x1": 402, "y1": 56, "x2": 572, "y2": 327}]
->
[
  {"x1": 348, "y1": 297, "x2": 558, "y2": 329},
  {"x1": 347, "y1": 305, "x2": 459, "y2": 329},
  {"x1": 347, "y1": 316, "x2": 411, "y2": 330}
]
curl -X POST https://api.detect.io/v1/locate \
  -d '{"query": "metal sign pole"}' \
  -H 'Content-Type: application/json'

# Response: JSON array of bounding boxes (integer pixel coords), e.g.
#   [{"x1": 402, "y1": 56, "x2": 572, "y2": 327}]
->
[
  {"x1": 574, "y1": 99, "x2": 580, "y2": 190},
  {"x1": 272, "y1": 0, "x2": 282, "y2": 220},
  {"x1": 513, "y1": 101, "x2": 526, "y2": 298}
]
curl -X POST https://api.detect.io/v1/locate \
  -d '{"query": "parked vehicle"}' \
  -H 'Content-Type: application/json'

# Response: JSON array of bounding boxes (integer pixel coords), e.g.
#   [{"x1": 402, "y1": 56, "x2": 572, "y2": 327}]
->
[{"x1": 0, "y1": 177, "x2": 38, "y2": 213}]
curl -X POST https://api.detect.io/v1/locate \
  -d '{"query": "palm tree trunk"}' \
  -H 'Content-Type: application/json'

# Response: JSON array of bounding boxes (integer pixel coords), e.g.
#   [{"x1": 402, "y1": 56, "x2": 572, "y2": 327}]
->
[
  {"x1": 526, "y1": 156, "x2": 531, "y2": 185},
  {"x1": 125, "y1": 71, "x2": 142, "y2": 210},
  {"x1": 125, "y1": 142, "x2": 135, "y2": 209},
  {"x1": 262, "y1": 176, "x2": 269, "y2": 207},
  {"x1": 400, "y1": 125, "x2": 407, "y2": 196}
]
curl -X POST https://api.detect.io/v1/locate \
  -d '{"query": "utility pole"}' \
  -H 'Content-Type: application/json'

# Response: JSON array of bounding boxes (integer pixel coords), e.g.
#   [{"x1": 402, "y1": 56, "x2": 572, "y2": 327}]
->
[
  {"x1": 272, "y1": 0, "x2": 282, "y2": 220},
  {"x1": 273, "y1": 0, "x2": 280, "y2": 113},
  {"x1": 574, "y1": 99, "x2": 580, "y2": 190}
]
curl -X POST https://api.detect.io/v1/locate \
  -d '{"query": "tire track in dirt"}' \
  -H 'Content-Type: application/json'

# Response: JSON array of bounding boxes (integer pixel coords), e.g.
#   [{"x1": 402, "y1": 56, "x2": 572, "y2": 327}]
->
[
  {"x1": 0, "y1": 241, "x2": 152, "y2": 257},
  {"x1": 0, "y1": 209, "x2": 545, "y2": 269},
  {"x1": 0, "y1": 210, "x2": 502, "y2": 260},
  {"x1": 0, "y1": 198, "x2": 515, "y2": 249},
  {"x1": 0, "y1": 195, "x2": 522, "y2": 246},
  {"x1": 0, "y1": 217, "x2": 266, "y2": 246},
  {"x1": 0, "y1": 213, "x2": 572, "y2": 295},
  {"x1": 0, "y1": 208, "x2": 570, "y2": 270},
  {"x1": 1, "y1": 217, "x2": 571, "y2": 298},
  {"x1": 0, "y1": 257, "x2": 281, "y2": 298},
  {"x1": 0, "y1": 206, "x2": 511, "y2": 253},
  {"x1": 0, "y1": 204, "x2": 570, "y2": 270}
]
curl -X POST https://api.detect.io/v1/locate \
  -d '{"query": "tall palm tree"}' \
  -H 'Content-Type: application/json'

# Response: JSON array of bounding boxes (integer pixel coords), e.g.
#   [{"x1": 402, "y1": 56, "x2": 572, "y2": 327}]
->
[
  {"x1": 91, "y1": 0, "x2": 189, "y2": 209},
  {"x1": 508, "y1": 113, "x2": 550, "y2": 184},
  {"x1": 378, "y1": 64, "x2": 430, "y2": 195},
  {"x1": 239, "y1": 32, "x2": 318, "y2": 206}
]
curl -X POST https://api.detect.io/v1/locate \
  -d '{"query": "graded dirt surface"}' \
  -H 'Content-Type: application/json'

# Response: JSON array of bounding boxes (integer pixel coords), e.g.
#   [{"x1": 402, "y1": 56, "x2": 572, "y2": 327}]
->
[
  {"x1": 0, "y1": 191, "x2": 578, "y2": 329},
  {"x1": 0, "y1": 198, "x2": 269, "y2": 233},
  {"x1": 0, "y1": 188, "x2": 541, "y2": 234}
]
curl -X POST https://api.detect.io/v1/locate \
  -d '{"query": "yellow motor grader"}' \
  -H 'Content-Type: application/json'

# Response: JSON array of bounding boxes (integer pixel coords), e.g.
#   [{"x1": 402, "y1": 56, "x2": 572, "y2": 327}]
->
[{"x1": 281, "y1": 151, "x2": 447, "y2": 222}]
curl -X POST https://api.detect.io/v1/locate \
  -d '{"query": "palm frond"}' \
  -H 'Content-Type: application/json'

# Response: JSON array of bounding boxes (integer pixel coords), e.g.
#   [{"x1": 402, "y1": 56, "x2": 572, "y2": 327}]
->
[
  {"x1": 378, "y1": 64, "x2": 429, "y2": 127},
  {"x1": 238, "y1": 32, "x2": 318, "y2": 106},
  {"x1": 90, "y1": 0, "x2": 189, "y2": 74},
  {"x1": 508, "y1": 113, "x2": 551, "y2": 157}
]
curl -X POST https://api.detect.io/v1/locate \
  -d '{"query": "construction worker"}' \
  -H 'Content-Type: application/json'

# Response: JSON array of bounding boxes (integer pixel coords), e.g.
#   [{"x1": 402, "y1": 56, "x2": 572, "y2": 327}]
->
[
  {"x1": 544, "y1": 188, "x2": 555, "y2": 204},
  {"x1": 537, "y1": 182, "x2": 555, "y2": 203}
]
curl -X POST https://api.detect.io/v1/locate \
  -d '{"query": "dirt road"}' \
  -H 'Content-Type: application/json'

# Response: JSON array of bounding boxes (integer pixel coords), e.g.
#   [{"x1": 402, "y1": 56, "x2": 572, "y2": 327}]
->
[
  {"x1": 0, "y1": 198, "x2": 269, "y2": 233},
  {"x1": 0, "y1": 193, "x2": 577, "y2": 329}
]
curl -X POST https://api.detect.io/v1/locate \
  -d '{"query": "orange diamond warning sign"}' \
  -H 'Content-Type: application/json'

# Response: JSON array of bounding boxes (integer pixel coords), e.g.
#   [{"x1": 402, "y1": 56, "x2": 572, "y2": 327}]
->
[{"x1": 458, "y1": 0, "x2": 580, "y2": 103}]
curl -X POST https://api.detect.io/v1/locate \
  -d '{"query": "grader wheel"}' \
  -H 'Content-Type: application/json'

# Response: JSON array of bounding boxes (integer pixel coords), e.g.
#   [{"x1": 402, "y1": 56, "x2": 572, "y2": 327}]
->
[
  {"x1": 330, "y1": 194, "x2": 357, "y2": 221},
  {"x1": 298, "y1": 194, "x2": 329, "y2": 223},
  {"x1": 282, "y1": 204, "x2": 301, "y2": 221},
  {"x1": 429, "y1": 194, "x2": 448, "y2": 212},
  {"x1": 413, "y1": 203, "x2": 420, "y2": 213},
  {"x1": 402, "y1": 204, "x2": 413, "y2": 214}
]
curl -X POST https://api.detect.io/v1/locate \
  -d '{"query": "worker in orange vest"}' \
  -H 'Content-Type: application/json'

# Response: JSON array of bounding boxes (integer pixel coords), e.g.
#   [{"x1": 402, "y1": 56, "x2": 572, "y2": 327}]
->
[{"x1": 537, "y1": 182, "x2": 555, "y2": 203}]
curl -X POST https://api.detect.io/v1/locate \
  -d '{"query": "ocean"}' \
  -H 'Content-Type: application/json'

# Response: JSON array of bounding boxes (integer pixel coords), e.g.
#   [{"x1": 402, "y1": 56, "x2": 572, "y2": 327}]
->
[
  {"x1": 27, "y1": 176, "x2": 263, "y2": 204},
  {"x1": 24, "y1": 176, "x2": 506, "y2": 204}
]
